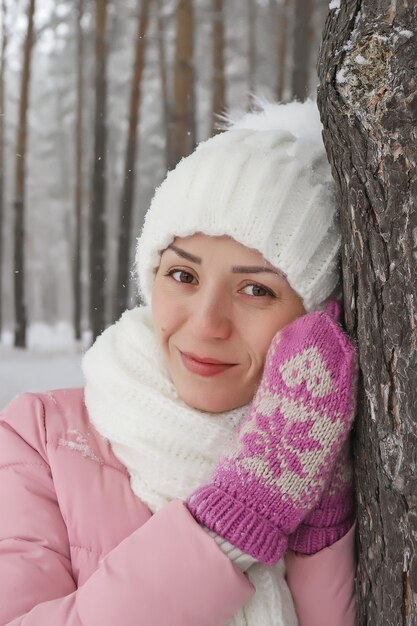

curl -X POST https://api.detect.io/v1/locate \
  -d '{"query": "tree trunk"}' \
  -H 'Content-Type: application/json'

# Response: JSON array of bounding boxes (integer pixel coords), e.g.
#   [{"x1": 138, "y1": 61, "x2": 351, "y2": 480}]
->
[
  {"x1": 169, "y1": 0, "x2": 195, "y2": 169},
  {"x1": 114, "y1": 0, "x2": 151, "y2": 321},
  {"x1": 247, "y1": 0, "x2": 256, "y2": 104},
  {"x1": 211, "y1": 0, "x2": 226, "y2": 135},
  {"x1": 89, "y1": 0, "x2": 108, "y2": 341},
  {"x1": 156, "y1": 0, "x2": 170, "y2": 171},
  {"x1": 292, "y1": 0, "x2": 313, "y2": 100},
  {"x1": 276, "y1": 0, "x2": 289, "y2": 102},
  {"x1": 0, "y1": 0, "x2": 7, "y2": 337},
  {"x1": 317, "y1": 2, "x2": 417, "y2": 624},
  {"x1": 13, "y1": 0, "x2": 36, "y2": 348},
  {"x1": 73, "y1": 0, "x2": 84, "y2": 341}
]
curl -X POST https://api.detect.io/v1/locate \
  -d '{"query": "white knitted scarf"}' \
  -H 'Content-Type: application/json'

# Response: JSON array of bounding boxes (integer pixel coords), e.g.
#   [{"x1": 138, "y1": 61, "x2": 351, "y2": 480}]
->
[{"x1": 83, "y1": 306, "x2": 298, "y2": 626}]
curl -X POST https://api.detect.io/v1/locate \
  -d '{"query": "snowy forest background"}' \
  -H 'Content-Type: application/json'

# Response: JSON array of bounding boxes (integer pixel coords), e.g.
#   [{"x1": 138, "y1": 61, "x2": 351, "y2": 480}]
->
[{"x1": 0, "y1": 0, "x2": 332, "y2": 406}]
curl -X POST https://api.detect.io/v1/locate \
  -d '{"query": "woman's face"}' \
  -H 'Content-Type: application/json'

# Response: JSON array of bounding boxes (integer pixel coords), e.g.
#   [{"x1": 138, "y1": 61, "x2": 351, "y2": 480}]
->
[{"x1": 152, "y1": 234, "x2": 306, "y2": 413}]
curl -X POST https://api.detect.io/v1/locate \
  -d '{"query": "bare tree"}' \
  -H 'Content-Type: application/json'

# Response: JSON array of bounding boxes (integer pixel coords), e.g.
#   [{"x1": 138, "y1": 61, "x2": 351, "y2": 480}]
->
[
  {"x1": 169, "y1": 0, "x2": 195, "y2": 169},
  {"x1": 211, "y1": 0, "x2": 226, "y2": 135},
  {"x1": 318, "y1": 2, "x2": 417, "y2": 624},
  {"x1": 89, "y1": 0, "x2": 108, "y2": 341},
  {"x1": 0, "y1": 0, "x2": 7, "y2": 336},
  {"x1": 276, "y1": 0, "x2": 289, "y2": 102},
  {"x1": 13, "y1": 0, "x2": 36, "y2": 348},
  {"x1": 156, "y1": 0, "x2": 170, "y2": 170},
  {"x1": 247, "y1": 0, "x2": 256, "y2": 103},
  {"x1": 292, "y1": 0, "x2": 313, "y2": 100},
  {"x1": 114, "y1": 0, "x2": 152, "y2": 320},
  {"x1": 73, "y1": 0, "x2": 84, "y2": 341}
]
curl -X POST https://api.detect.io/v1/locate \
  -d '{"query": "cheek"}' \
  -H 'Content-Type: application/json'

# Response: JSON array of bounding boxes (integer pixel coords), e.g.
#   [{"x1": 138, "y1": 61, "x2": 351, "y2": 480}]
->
[
  {"x1": 250, "y1": 307, "x2": 304, "y2": 364},
  {"x1": 151, "y1": 277, "x2": 184, "y2": 345},
  {"x1": 243, "y1": 326, "x2": 273, "y2": 375},
  {"x1": 151, "y1": 280, "x2": 171, "y2": 340}
]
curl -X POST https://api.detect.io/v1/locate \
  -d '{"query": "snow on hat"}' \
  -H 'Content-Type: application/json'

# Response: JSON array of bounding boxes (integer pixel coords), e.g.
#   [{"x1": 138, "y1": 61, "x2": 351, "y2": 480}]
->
[{"x1": 136, "y1": 99, "x2": 340, "y2": 311}]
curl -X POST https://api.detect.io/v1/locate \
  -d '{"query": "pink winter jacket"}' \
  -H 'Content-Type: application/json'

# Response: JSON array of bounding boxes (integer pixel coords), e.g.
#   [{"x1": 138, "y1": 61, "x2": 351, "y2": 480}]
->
[{"x1": 0, "y1": 389, "x2": 356, "y2": 625}]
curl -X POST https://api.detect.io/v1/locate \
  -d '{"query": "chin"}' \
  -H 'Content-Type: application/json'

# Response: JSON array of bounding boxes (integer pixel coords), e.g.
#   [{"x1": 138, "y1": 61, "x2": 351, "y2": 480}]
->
[{"x1": 179, "y1": 390, "x2": 242, "y2": 414}]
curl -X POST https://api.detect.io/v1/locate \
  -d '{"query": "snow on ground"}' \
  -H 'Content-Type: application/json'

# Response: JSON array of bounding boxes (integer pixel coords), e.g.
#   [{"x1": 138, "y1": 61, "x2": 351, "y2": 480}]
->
[{"x1": 0, "y1": 323, "x2": 87, "y2": 410}]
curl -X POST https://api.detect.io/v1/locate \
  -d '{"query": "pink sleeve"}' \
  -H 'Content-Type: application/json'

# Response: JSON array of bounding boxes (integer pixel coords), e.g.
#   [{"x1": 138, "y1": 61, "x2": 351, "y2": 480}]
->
[
  {"x1": 5, "y1": 502, "x2": 254, "y2": 626},
  {"x1": 78, "y1": 500, "x2": 254, "y2": 625},
  {"x1": 285, "y1": 523, "x2": 356, "y2": 626},
  {"x1": 0, "y1": 396, "x2": 253, "y2": 626}
]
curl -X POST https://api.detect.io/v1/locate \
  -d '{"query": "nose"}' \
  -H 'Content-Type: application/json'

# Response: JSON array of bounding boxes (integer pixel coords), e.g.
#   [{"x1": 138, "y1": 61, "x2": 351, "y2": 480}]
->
[{"x1": 188, "y1": 289, "x2": 232, "y2": 341}]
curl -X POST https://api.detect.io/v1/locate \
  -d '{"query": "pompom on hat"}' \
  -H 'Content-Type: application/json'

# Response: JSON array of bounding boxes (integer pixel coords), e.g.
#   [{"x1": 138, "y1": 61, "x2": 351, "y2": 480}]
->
[{"x1": 136, "y1": 99, "x2": 340, "y2": 311}]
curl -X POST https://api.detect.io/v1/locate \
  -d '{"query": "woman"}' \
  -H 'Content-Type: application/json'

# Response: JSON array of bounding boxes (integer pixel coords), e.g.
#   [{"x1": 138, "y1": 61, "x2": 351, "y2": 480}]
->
[{"x1": 0, "y1": 100, "x2": 357, "y2": 625}]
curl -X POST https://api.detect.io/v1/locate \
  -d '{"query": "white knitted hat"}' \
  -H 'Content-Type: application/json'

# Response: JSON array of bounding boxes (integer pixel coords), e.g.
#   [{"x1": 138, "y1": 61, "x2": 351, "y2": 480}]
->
[{"x1": 136, "y1": 100, "x2": 340, "y2": 311}]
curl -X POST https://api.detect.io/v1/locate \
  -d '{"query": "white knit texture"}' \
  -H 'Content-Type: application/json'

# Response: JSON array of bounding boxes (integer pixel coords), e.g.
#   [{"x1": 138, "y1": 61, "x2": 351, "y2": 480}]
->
[
  {"x1": 136, "y1": 100, "x2": 340, "y2": 311},
  {"x1": 205, "y1": 528, "x2": 258, "y2": 571},
  {"x1": 83, "y1": 306, "x2": 299, "y2": 626}
]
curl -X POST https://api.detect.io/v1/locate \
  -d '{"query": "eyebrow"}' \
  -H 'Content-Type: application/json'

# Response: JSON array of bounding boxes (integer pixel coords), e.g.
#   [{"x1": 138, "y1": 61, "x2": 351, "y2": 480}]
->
[
  {"x1": 166, "y1": 244, "x2": 285, "y2": 277},
  {"x1": 167, "y1": 244, "x2": 201, "y2": 263}
]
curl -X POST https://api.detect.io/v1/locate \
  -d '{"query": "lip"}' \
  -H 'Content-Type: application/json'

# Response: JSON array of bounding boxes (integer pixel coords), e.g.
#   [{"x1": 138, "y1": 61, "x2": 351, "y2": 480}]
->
[{"x1": 179, "y1": 350, "x2": 236, "y2": 377}]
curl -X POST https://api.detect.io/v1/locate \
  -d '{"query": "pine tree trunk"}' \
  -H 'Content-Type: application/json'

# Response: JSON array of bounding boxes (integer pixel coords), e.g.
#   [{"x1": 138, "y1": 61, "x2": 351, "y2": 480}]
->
[
  {"x1": 276, "y1": 0, "x2": 289, "y2": 102},
  {"x1": 114, "y1": 0, "x2": 151, "y2": 320},
  {"x1": 156, "y1": 0, "x2": 170, "y2": 170},
  {"x1": 0, "y1": 0, "x2": 7, "y2": 337},
  {"x1": 292, "y1": 0, "x2": 312, "y2": 100},
  {"x1": 211, "y1": 0, "x2": 225, "y2": 135},
  {"x1": 73, "y1": 0, "x2": 84, "y2": 341},
  {"x1": 13, "y1": 0, "x2": 36, "y2": 348},
  {"x1": 247, "y1": 0, "x2": 256, "y2": 104},
  {"x1": 318, "y1": 2, "x2": 417, "y2": 624},
  {"x1": 169, "y1": 0, "x2": 195, "y2": 169},
  {"x1": 89, "y1": 0, "x2": 108, "y2": 341}
]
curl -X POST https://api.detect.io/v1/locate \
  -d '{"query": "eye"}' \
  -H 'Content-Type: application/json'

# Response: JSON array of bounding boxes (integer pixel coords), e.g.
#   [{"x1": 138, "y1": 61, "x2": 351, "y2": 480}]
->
[
  {"x1": 167, "y1": 269, "x2": 197, "y2": 285},
  {"x1": 241, "y1": 283, "x2": 275, "y2": 298}
]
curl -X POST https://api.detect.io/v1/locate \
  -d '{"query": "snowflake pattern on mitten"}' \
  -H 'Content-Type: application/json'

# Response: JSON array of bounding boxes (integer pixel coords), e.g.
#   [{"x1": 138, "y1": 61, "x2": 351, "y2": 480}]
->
[{"x1": 231, "y1": 339, "x2": 350, "y2": 513}]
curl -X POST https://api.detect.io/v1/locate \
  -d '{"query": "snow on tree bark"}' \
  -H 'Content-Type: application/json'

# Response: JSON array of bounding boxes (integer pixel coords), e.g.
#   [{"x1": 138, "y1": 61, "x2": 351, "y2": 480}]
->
[{"x1": 318, "y1": 2, "x2": 417, "y2": 624}]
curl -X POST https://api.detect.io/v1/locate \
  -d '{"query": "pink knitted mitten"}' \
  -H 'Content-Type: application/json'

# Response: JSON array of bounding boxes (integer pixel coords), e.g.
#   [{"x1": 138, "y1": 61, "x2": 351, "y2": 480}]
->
[
  {"x1": 186, "y1": 302, "x2": 357, "y2": 565},
  {"x1": 287, "y1": 438, "x2": 355, "y2": 554}
]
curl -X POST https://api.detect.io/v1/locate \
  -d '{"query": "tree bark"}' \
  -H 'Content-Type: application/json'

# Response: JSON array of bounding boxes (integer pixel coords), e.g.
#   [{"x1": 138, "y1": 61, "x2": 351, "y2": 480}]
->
[
  {"x1": 292, "y1": 0, "x2": 313, "y2": 100},
  {"x1": 73, "y1": 0, "x2": 84, "y2": 341},
  {"x1": 89, "y1": 0, "x2": 108, "y2": 341},
  {"x1": 211, "y1": 0, "x2": 226, "y2": 135},
  {"x1": 318, "y1": 2, "x2": 417, "y2": 624},
  {"x1": 114, "y1": 0, "x2": 151, "y2": 320},
  {"x1": 0, "y1": 0, "x2": 7, "y2": 336},
  {"x1": 13, "y1": 0, "x2": 36, "y2": 348},
  {"x1": 169, "y1": 0, "x2": 195, "y2": 169}
]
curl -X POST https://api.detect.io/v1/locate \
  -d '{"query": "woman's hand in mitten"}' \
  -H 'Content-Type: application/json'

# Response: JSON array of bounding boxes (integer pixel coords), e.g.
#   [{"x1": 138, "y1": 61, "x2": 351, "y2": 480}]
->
[
  {"x1": 186, "y1": 301, "x2": 357, "y2": 565},
  {"x1": 287, "y1": 438, "x2": 356, "y2": 554}
]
